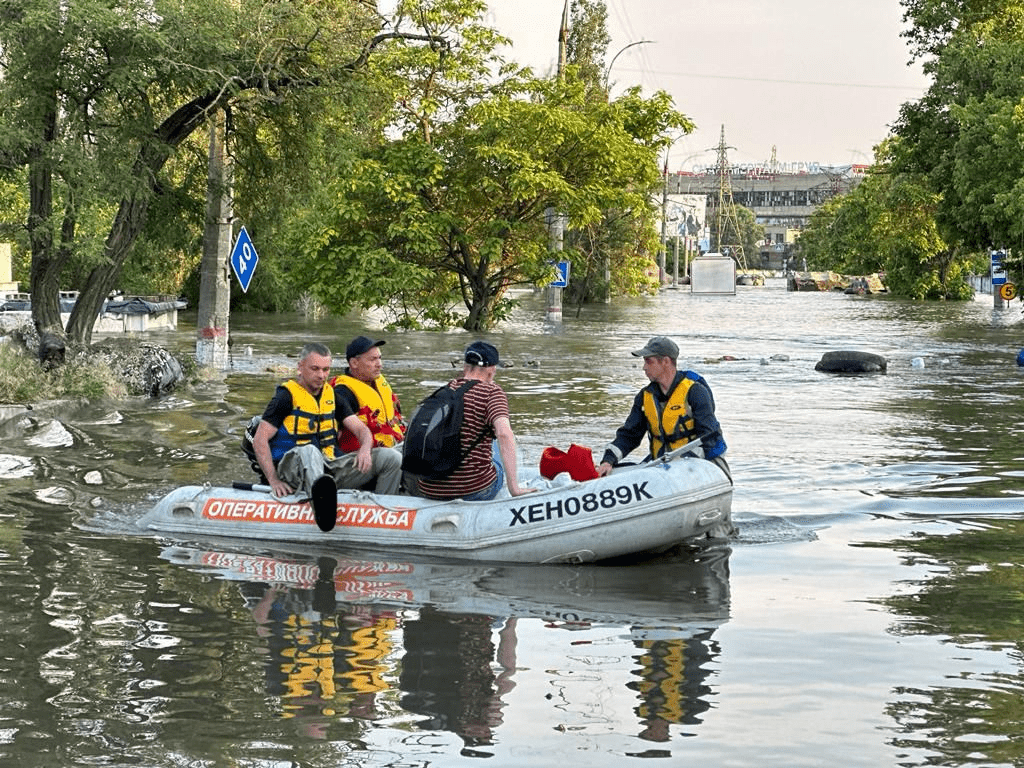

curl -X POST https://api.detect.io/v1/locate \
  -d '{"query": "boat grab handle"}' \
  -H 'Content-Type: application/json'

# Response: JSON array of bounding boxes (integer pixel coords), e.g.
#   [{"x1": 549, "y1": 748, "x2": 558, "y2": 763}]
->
[
  {"x1": 430, "y1": 514, "x2": 461, "y2": 533},
  {"x1": 698, "y1": 509, "x2": 722, "y2": 526}
]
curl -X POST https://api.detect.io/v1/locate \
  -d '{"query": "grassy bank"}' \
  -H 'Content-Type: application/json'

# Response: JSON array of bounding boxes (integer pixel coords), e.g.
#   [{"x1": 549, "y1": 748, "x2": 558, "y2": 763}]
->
[{"x1": 0, "y1": 343, "x2": 127, "y2": 403}]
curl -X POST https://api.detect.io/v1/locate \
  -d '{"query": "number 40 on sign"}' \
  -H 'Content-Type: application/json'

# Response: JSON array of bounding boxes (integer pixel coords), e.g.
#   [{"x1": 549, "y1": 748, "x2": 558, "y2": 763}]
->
[{"x1": 230, "y1": 225, "x2": 259, "y2": 293}]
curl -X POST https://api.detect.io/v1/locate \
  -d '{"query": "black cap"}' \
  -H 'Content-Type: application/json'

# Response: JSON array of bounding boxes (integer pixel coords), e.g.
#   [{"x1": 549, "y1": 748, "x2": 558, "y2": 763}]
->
[
  {"x1": 465, "y1": 341, "x2": 499, "y2": 367},
  {"x1": 346, "y1": 335, "x2": 385, "y2": 360}
]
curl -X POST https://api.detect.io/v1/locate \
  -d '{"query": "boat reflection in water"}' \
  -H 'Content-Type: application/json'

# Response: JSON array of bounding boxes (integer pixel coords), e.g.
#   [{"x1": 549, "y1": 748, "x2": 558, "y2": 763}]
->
[{"x1": 160, "y1": 544, "x2": 731, "y2": 752}]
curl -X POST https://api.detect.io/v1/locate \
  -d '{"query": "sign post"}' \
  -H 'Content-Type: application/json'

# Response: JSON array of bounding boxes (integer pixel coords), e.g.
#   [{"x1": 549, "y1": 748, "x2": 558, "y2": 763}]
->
[
  {"x1": 545, "y1": 209, "x2": 566, "y2": 322},
  {"x1": 230, "y1": 226, "x2": 259, "y2": 293},
  {"x1": 991, "y1": 250, "x2": 1007, "y2": 309}
]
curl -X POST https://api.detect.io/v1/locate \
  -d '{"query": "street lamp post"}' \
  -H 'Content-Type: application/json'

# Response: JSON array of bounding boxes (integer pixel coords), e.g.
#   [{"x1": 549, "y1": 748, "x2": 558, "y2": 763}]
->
[
  {"x1": 599, "y1": 40, "x2": 653, "y2": 301},
  {"x1": 603, "y1": 40, "x2": 653, "y2": 93}
]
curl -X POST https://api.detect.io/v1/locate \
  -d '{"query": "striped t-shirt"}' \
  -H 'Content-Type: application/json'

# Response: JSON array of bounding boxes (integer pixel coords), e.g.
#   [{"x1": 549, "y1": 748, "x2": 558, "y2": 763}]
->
[{"x1": 417, "y1": 377, "x2": 509, "y2": 499}]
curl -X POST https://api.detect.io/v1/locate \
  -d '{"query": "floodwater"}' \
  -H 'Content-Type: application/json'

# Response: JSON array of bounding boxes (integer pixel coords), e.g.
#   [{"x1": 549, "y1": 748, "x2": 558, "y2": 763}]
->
[{"x1": 3, "y1": 280, "x2": 1024, "y2": 767}]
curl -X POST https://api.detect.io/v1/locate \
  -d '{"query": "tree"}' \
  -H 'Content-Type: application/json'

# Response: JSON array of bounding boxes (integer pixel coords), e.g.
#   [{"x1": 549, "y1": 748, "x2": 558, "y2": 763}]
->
[
  {"x1": 566, "y1": 0, "x2": 611, "y2": 99},
  {"x1": 299, "y1": 69, "x2": 690, "y2": 331},
  {"x1": 894, "y1": 1, "x2": 1024, "y2": 260},
  {"x1": 563, "y1": 207, "x2": 661, "y2": 310},
  {"x1": 0, "y1": 0, "x2": 446, "y2": 359},
  {"x1": 797, "y1": 192, "x2": 881, "y2": 274},
  {"x1": 798, "y1": 140, "x2": 976, "y2": 299},
  {"x1": 560, "y1": 0, "x2": 670, "y2": 306}
]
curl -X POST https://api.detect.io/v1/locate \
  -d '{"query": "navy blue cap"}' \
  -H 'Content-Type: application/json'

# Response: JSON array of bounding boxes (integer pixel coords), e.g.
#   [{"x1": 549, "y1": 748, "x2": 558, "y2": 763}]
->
[
  {"x1": 346, "y1": 336, "x2": 385, "y2": 360},
  {"x1": 465, "y1": 341, "x2": 499, "y2": 367}
]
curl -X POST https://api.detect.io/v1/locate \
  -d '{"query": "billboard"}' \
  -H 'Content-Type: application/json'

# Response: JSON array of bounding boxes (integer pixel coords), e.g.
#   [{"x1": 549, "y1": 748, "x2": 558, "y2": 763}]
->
[{"x1": 662, "y1": 194, "x2": 707, "y2": 239}]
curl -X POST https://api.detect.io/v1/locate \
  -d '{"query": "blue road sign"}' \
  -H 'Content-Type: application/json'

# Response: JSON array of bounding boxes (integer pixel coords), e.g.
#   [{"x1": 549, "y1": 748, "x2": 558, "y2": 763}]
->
[
  {"x1": 230, "y1": 225, "x2": 259, "y2": 293},
  {"x1": 550, "y1": 260, "x2": 570, "y2": 288},
  {"x1": 991, "y1": 250, "x2": 1007, "y2": 286}
]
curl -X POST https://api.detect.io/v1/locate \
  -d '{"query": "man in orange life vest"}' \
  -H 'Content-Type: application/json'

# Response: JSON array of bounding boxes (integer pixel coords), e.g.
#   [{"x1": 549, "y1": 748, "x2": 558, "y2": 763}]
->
[{"x1": 328, "y1": 336, "x2": 404, "y2": 495}]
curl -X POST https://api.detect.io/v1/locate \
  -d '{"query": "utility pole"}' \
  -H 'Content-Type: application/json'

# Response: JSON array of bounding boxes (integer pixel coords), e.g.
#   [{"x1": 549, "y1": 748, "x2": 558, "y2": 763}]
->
[
  {"x1": 196, "y1": 111, "x2": 232, "y2": 369},
  {"x1": 659, "y1": 157, "x2": 668, "y2": 286},
  {"x1": 545, "y1": 0, "x2": 570, "y2": 323}
]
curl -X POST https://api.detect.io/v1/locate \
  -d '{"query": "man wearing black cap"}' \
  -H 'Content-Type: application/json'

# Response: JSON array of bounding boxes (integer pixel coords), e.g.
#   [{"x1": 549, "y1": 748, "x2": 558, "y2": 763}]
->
[
  {"x1": 414, "y1": 341, "x2": 536, "y2": 500},
  {"x1": 597, "y1": 336, "x2": 730, "y2": 482},
  {"x1": 324, "y1": 335, "x2": 405, "y2": 495}
]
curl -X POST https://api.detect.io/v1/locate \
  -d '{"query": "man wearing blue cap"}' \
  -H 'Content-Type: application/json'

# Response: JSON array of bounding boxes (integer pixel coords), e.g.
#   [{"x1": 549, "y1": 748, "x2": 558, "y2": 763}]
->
[
  {"x1": 597, "y1": 336, "x2": 730, "y2": 482},
  {"x1": 414, "y1": 341, "x2": 536, "y2": 500}
]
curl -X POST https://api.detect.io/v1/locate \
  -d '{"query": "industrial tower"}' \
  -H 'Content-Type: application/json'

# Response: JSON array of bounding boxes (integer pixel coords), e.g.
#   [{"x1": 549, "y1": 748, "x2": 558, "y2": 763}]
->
[{"x1": 710, "y1": 125, "x2": 748, "y2": 269}]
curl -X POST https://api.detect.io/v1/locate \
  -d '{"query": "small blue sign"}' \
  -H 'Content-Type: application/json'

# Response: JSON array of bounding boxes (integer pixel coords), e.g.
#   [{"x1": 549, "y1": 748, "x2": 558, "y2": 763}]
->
[
  {"x1": 230, "y1": 225, "x2": 259, "y2": 293},
  {"x1": 550, "y1": 260, "x2": 570, "y2": 288},
  {"x1": 991, "y1": 250, "x2": 1007, "y2": 286}
]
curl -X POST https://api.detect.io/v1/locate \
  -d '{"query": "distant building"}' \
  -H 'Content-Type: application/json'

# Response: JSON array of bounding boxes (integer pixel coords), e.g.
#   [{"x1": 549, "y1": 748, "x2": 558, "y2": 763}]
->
[{"x1": 666, "y1": 164, "x2": 869, "y2": 270}]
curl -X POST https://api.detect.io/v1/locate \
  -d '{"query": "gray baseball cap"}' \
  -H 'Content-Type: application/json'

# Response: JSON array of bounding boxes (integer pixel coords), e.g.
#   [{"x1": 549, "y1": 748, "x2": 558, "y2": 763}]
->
[{"x1": 631, "y1": 336, "x2": 679, "y2": 360}]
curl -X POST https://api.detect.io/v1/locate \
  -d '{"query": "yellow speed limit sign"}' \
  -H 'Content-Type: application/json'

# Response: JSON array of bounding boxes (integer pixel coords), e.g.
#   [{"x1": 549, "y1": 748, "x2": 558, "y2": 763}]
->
[{"x1": 999, "y1": 282, "x2": 1018, "y2": 300}]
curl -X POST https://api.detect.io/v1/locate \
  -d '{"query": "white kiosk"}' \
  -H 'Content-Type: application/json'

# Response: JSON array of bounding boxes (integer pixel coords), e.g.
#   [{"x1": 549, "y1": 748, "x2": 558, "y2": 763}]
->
[{"x1": 690, "y1": 253, "x2": 736, "y2": 295}]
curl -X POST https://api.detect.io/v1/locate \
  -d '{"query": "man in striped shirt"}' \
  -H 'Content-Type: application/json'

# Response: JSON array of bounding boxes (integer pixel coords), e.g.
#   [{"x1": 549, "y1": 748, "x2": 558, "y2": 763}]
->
[{"x1": 415, "y1": 341, "x2": 537, "y2": 501}]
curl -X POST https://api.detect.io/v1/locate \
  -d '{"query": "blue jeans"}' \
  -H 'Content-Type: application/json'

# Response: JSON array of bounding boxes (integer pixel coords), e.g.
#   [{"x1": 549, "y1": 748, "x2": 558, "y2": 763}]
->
[{"x1": 461, "y1": 441, "x2": 505, "y2": 501}]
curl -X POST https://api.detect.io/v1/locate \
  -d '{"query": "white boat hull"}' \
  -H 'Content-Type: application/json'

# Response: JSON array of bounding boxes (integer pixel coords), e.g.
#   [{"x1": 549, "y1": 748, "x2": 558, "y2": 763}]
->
[{"x1": 138, "y1": 455, "x2": 733, "y2": 564}]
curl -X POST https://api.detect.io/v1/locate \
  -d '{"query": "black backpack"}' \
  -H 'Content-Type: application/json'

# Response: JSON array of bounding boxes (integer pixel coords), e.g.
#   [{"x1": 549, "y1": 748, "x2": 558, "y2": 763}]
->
[
  {"x1": 401, "y1": 380, "x2": 490, "y2": 479},
  {"x1": 241, "y1": 416, "x2": 266, "y2": 482}
]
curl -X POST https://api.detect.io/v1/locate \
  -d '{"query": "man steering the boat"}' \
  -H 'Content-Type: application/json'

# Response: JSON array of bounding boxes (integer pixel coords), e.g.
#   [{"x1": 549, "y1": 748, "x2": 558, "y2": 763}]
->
[
  {"x1": 597, "y1": 336, "x2": 731, "y2": 482},
  {"x1": 251, "y1": 342, "x2": 349, "y2": 500},
  {"x1": 327, "y1": 335, "x2": 403, "y2": 495}
]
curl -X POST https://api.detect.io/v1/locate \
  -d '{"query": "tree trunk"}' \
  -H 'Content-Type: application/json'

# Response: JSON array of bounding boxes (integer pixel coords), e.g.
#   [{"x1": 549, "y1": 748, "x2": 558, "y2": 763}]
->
[
  {"x1": 65, "y1": 194, "x2": 151, "y2": 346},
  {"x1": 62, "y1": 94, "x2": 221, "y2": 347},
  {"x1": 462, "y1": 280, "x2": 496, "y2": 332},
  {"x1": 27, "y1": 99, "x2": 67, "y2": 367}
]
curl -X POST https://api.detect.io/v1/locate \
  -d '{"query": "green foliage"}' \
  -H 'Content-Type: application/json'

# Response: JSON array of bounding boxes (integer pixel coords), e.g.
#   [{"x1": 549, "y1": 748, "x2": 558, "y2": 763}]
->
[
  {"x1": 564, "y1": 209, "x2": 659, "y2": 306},
  {"x1": 298, "y1": 26, "x2": 692, "y2": 331},
  {"x1": 0, "y1": 171, "x2": 28, "y2": 281},
  {"x1": 799, "y1": 140, "x2": 974, "y2": 299},
  {"x1": 566, "y1": 0, "x2": 611, "y2": 99},
  {"x1": 0, "y1": 0, "x2": 391, "y2": 343},
  {"x1": 0, "y1": 0, "x2": 692, "y2": 334},
  {"x1": 894, "y1": 2, "x2": 1024, "y2": 256}
]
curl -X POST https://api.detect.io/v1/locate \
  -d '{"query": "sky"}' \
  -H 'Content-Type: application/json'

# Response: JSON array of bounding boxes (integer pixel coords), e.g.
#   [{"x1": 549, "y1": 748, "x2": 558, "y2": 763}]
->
[{"x1": 482, "y1": 0, "x2": 932, "y2": 172}]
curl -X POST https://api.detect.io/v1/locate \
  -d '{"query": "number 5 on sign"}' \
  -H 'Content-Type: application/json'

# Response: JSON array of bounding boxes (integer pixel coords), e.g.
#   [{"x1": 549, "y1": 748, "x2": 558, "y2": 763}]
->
[
  {"x1": 999, "y1": 282, "x2": 1017, "y2": 301},
  {"x1": 230, "y1": 225, "x2": 259, "y2": 293}
]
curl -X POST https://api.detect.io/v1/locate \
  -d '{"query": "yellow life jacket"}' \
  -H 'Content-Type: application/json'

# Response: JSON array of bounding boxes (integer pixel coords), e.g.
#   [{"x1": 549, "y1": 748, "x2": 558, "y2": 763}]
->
[
  {"x1": 641, "y1": 372, "x2": 702, "y2": 458},
  {"x1": 271, "y1": 379, "x2": 337, "y2": 461},
  {"x1": 331, "y1": 374, "x2": 405, "y2": 452},
  {"x1": 633, "y1": 639, "x2": 689, "y2": 724}
]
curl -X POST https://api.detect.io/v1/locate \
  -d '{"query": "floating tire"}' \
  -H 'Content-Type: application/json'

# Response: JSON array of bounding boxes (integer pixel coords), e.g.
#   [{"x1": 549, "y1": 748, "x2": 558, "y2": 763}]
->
[{"x1": 814, "y1": 350, "x2": 887, "y2": 374}]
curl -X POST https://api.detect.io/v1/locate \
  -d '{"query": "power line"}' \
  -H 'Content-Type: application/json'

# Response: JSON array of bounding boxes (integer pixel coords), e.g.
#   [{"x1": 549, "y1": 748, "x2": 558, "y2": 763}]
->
[{"x1": 614, "y1": 65, "x2": 928, "y2": 93}]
